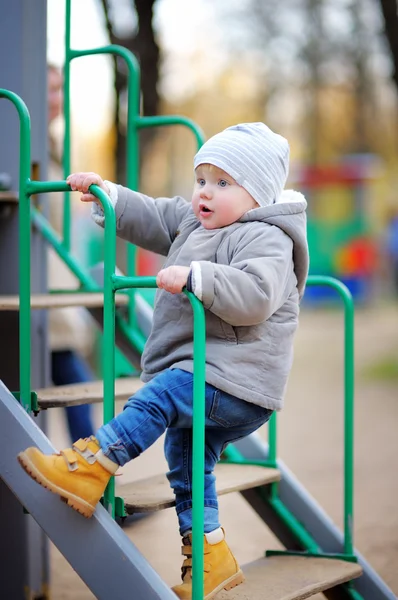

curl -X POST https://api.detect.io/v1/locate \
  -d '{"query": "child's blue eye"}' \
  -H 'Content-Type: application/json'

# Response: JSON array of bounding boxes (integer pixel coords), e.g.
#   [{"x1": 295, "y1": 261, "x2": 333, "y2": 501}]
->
[
  {"x1": 218, "y1": 180, "x2": 228, "y2": 187},
  {"x1": 198, "y1": 179, "x2": 206, "y2": 186}
]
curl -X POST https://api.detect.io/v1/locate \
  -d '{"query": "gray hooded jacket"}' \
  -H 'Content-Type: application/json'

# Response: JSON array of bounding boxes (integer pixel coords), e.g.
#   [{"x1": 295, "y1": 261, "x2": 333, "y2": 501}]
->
[{"x1": 96, "y1": 185, "x2": 309, "y2": 411}]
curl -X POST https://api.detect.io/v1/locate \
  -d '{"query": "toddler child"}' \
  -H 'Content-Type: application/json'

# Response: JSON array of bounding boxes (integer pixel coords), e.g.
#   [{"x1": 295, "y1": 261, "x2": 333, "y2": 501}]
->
[{"x1": 18, "y1": 122, "x2": 309, "y2": 600}]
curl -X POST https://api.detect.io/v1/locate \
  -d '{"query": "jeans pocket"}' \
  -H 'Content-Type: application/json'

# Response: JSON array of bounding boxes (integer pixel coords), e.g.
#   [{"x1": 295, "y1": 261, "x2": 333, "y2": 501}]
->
[{"x1": 209, "y1": 389, "x2": 272, "y2": 428}]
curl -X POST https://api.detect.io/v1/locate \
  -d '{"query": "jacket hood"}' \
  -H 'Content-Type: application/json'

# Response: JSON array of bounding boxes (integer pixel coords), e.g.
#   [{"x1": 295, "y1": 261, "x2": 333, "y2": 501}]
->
[{"x1": 241, "y1": 189, "x2": 309, "y2": 298}]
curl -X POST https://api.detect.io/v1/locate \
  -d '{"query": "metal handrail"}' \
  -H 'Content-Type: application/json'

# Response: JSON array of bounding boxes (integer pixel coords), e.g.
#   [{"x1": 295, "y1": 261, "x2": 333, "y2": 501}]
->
[
  {"x1": 64, "y1": 0, "x2": 205, "y2": 330},
  {"x1": 88, "y1": 182, "x2": 206, "y2": 599},
  {"x1": 223, "y1": 275, "x2": 356, "y2": 559},
  {"x1": 1, "y1": 87, "x2": 356, "y2": 600},
  {"x1": 0, "y1": 89, "x2": 32, "y2": 413},
  {"x1": 306, "y1": 275, "x2": 355, "y2": 557},
  {"x1": 112, "y1": 276, "x2": 206, "y2": 600},
  {"x1": 3, "y1": 1, "x2": 358, "y2": 572},
  {"x1": 0, "y1": 88, "x2": 206, "y2": 594}
]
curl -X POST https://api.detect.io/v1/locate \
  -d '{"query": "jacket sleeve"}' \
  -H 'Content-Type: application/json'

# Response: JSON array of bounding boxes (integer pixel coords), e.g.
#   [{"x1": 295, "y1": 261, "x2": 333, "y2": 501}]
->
[
  {"x1": 96, "y1": 184, "x2": 192, "y2": 256},
  {"x1": 191, "y1": 225, "x2": 295, "y2": 326}
]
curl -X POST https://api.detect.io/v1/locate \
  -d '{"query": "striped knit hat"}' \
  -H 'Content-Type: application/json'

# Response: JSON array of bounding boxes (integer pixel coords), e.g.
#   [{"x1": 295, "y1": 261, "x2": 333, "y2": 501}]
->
[{"x1": 193, "y1": 122, "x2": 290, "y2": 207}]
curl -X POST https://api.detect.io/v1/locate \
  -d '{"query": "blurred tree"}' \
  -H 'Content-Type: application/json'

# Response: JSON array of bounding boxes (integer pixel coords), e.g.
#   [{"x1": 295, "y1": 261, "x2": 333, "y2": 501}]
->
[
  {"x1": 99, "y1": 0, "x2": 160, "y2": 184},
  {"x1": 378, "y1": 0, "x2": 398, "y2": 90},
  {"x1": 213, "y1": 0, "x2": 391, "y2": 161},
  {"x1": 346, "y1": 0, "x2": 377, "y2": 153},
  {"x1": 300, "y1": 0, "x2": 325, "y2": 162}
]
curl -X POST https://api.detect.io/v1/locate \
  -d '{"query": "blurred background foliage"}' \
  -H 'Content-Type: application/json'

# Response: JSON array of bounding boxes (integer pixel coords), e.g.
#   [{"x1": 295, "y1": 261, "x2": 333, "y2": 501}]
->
[
  {"x1": 51, "y1": 0, "x2": 398, "y2": 304},
  {"x1": 96, "y1": 0, "x2": 398, "y2": 304},
  {"x1": 99, "y1": 0, "x2": 398, "y2": 174}
]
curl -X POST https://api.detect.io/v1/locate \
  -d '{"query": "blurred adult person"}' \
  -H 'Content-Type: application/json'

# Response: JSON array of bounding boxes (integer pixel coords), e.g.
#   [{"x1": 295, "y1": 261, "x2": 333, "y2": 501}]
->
[{"x1": 47, "y1": 65, "x2": 95, "y2": 441}]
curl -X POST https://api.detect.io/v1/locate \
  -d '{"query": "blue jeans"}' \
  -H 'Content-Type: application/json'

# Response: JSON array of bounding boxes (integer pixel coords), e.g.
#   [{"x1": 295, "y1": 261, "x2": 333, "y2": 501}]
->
[
  {"x1": 96, "y1": 368, "x2": 272, "y2": 535},
  {"x1": 51, "y1": 350, "x2": 95, "y2": 442}
]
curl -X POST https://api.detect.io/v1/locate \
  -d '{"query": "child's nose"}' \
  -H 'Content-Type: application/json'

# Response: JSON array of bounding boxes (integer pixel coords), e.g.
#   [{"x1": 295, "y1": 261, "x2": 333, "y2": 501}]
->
[{"x1": 200, "y1": 184, "x2": 212, "y2": 199}]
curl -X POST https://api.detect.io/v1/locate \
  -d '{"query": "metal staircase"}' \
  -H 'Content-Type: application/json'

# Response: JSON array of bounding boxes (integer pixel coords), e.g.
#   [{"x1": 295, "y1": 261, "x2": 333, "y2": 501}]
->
[
  {"x1": 0, "y1": 378, "x2": 363, "y2": 600},
  {"x1": 0, "y1": 0, "x2": 396, "y2": 595},
  {"x1": 0, "y1": 380, "x2": 176, "y2": 600}
]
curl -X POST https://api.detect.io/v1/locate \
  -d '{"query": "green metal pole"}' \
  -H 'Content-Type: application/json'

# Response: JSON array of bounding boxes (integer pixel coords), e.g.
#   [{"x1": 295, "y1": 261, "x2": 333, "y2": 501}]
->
[
  {"x1": 62, "y1": 8, "x2": 207, "y2": 334},
  {"x1": 112, "y1": 276, "x2": 157, "y2": 291},
  {"x1": 89, "y1": 184, "x2": 117, "y2": 516},
  {"x1": 63, "y1": 0, "x2": 72, "y2": 251},
  {"x1": 124, "y1": 47, "x2": 140, "y2": 330},
  {"x1": 28, "y1": 187, "x2": 147, "y2": 357},
  {"x1": 65, "y1": 44, "x2": 141, "y2": 328},
  {"x1": 306, "y1": 275, "x2": 355, "y2": 557},
  {"x1": 220, "y1": 275, "x2": 355, "y2": 560},
  {"x1": 0, "y1": 90, "x2": 32, "y2": 412},
  {"x1": 64, "y1": 0, "x2": 140, "y2": 285},
  {"x1": 137, "y1": 115, "x2": 205, "y2": 150},
  {"x1": 28, "y1": 181, "x2": 101, "y2": 289},
  {"x1": 186, "y1": 291, "x2": 206, "y2": 600},
  {"x1": 267, "y1": 412, "x2": 277, "y2": 468},
  {"x1": 267, "y1": 491, "x2": 320, "y2": 552},
  {"x1": 40, "y1": 177, "x2": 120, "y2": 514},
  {"x1": 113, "y1": 275, "x2": 206, "y2": 599}
]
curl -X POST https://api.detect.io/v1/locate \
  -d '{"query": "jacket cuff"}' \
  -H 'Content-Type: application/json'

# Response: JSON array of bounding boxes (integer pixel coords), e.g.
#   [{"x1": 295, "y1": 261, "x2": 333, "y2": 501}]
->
[
  {"x1": 188, "y1": 261, "x2": 203, "y2": 301},
  {"x1": 90, "y1": 180, "x2": 119, "y2": 226},
  {"x1": 194, "y1": 260, "x2": 215, "y2": 308}
]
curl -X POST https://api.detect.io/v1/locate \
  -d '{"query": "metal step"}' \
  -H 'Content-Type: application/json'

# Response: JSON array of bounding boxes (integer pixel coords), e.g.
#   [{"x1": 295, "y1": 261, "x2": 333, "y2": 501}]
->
[
  {"x1": 37, "y1": 376, "x2": 143, "y2": 408},
  {"x1": 0, "y1": 380, "x2": 362, "y2": 600},
  {"x1": 0, "y1": 380, "x2": 176, "y2": 600},
  {"x1": 217, "y1": 555, "x2": 362, "y2": 600},
  {"x1": 119, "y1": 463, "x2": 281, "y2": 514},
  {"x1": 235, "y1": 434, "x2": 394, "y2": 600},
  {"x1": 0, "y1": 191, "x2": 18, "y2": 203},
  {"x1": 0, "y1": 292, "x2": 128, "y2": 310}
]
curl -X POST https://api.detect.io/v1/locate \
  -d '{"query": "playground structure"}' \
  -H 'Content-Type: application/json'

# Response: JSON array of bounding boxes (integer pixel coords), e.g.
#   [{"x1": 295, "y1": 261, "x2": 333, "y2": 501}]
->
[
  {"x1": 293, "y1": 160, "x2": 379, "y2": 304},
  {"x1": 0, "y1": 1, "x2": 396, "y2": 599}
]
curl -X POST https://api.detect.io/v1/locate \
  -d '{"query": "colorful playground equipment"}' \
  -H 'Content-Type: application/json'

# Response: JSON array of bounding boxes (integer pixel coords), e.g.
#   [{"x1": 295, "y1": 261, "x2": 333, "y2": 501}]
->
[
  {"x1": 0, "y1": 1, "x2": 395, "y2": 599},
  {"x1": 293, "y1": 159, "x2": 379, "y2": 303}
]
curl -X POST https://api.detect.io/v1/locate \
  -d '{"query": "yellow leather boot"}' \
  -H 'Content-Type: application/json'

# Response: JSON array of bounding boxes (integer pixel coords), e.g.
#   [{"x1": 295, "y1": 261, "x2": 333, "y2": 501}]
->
[
  {"x1": 17, "y1": 436, "x2": 117, "y2": 518},
  {"x1": 172, "y1": 528, "x2": 245, "y2": 599}
]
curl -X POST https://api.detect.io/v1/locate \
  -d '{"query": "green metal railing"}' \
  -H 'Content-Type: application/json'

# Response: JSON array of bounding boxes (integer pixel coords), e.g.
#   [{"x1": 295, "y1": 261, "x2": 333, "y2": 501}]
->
[
  {"x1": 112, "y1": 277, "x2": 206, "y2": 600},
  {"x1": 3, "y1": 7, "x2": 206, "y2": 595},
  {"x1": 2, "y1": 7, "x2": 359, "y2": 590},
  {"x1": 63, "y1": 0, "x2": 205, "y2": 330},
  {"x1": 24, "y1": 0, "x2": 206, "y2": 370},
  {"x1": 0, "y1": 88, "x2": 116, "y2": 414},
  {"x1": 86, "y1": 186, "x2": 206, "y2": 599},
  {"x1": 1, "y1": 83, "x2": 358, "y2": 599},
  {"x1": 268, "y1": 275, "x2": 356, "y2": 559},
  {"x1": 64, "y1": 0, "x2": 354, "y2": 555},
  {"x1": 306, "y1": 275, "x2": 355, "y2": 558},
  {"x1": 0, "y1": 89, "x2": 33, "y2": 413},
  {"x1": 1, "y1": 82, "x2": 205, "y2": 596},
  {"x1": 223, "y1": 274, "x2": 356, "y2": 561},
  {"x1": 0, "y1": 87, "x2": 206, "y2": 597}
]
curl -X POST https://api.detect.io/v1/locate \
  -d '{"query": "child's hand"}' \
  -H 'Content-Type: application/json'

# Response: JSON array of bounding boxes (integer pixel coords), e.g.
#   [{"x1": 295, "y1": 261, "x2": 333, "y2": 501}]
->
[
  {"x1": 156, "y1": 266, "x2": 190, "y2": 294},
  {"x1": 66, "y1": 172, "x2": 110, "y2": 204}
]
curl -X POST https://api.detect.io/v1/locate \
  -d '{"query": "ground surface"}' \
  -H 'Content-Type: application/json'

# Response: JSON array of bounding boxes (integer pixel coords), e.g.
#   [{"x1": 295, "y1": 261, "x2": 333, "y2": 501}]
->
[{"x1": 47, "y1": 304, "x2": 398, "y2": 599}]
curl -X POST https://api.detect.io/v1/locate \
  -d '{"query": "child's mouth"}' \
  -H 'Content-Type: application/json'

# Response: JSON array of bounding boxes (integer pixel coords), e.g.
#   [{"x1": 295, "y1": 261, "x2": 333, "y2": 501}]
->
[{"x1": 199, "y1": 203, "x2": 212, "y2": 215}]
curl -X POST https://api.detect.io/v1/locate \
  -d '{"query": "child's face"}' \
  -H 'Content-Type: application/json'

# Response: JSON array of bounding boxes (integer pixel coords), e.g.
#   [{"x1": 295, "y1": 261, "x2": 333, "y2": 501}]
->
[
  {"x1": 192, "y1": 165, "x2": 258, "y2": 229},
  {"x1": 48, "y1": 67, "x2": 63, "y2": 124}
]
